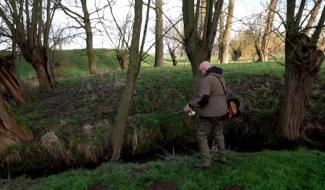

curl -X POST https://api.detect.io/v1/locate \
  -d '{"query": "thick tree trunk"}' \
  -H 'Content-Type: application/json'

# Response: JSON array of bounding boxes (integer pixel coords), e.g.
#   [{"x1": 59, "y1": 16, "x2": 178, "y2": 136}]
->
[
  {"x1": 20, "y1": 47, "x2": 57, "y2": 93},
  {"x1": 221, "y1": 0, "x2": 235, "y2": 64},
  {"x1": 0, "y1": 0, "x2": 57, "y2": 93},
  {"x1": 0, "y1": 56, "x2": 31, "y2": 105},
  {"x1": 33, "y1": 56, "x2": 56, "y2": 93},
  {"x1": 186, "y1": 48, "x2": 209, "y2": 95},
  {"x1": 281, "y1": 35, "x2": 325, "y2": 140},
  {"x1": 81, "y1": 0, "x2": 97, "y2": 74},
  {"x1": 154, "y1": 0, "x2": 164, "y2": 67},
  {"x1": 0, "y1": 95, "x2": 33, "y2": 154},
  {"x1": 182, "y1": 0, "x2": 223, "y2": 94}
]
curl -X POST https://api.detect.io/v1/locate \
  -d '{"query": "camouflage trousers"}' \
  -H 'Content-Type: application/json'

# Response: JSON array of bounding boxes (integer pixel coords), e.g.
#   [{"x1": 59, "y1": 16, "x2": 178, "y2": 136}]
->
[{"x1": 196, "y1": 119, "x2": 225, "y2": 165}]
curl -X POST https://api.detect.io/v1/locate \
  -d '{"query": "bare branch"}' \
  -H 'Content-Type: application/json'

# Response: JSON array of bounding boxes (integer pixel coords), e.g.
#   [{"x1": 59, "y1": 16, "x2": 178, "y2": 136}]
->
[
  {"x1": 311, "y1": 6, "x2": 325, "y2": 44},
  {"x1": 139, "y1": 0, "x2": 151, "y2": 58},
  {"x1": 302, "y1": 0, "x2": 323, "y2": 33},
  {"x1": 107, "y1": 0, "x2": 130, "y2": 50},
  {"x1": 295, "y1": 0, "x2": 306, "y2": 27}
]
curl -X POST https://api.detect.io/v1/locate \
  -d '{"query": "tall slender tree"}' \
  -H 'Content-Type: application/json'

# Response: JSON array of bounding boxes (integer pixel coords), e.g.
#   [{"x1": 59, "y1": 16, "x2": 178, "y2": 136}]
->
[
  {"x1": 259, "y1": 0, "x2": 278, "y2": 62},
  {"x1": 59, "y1": 0, "x2": 98, "y2": 74},
  {"x1": 97, "y1": 3, "x2": 132, "y2": 70},
  {"x1": 280, "y1": 0, "x2": 325, "y2": 140},
  {"x1": 111, "y1": 0, "x2": 151, "y2": 161},
  {"x1": 220, "y1": 0, "x2": 235, "y2": 64},
  {"x1": 218, "y1": 3, "x2": 225, "y2": 61},
  {"x1": 154, "y1": 0, "x2": 164, "y2": 67}
]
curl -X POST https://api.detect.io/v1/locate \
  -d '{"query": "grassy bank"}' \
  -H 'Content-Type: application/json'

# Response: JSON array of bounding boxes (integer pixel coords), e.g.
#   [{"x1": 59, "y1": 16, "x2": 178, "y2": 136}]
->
[
  {"x1": 1, "y1": 148, "x2": 324, "y2": 190},
  {"x1": 1, "y1": 50, "x2": 324, "y2": 185}
]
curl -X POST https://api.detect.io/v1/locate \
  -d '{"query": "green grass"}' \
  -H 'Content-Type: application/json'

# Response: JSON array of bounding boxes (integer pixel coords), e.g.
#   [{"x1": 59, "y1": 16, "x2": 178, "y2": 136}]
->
[
  {"x1": 14, "y1": 49, "x2": 122, "y2": 79},
  {"x1": 9, "y1": 56, "x2": 325, "y2": 156},
  {"x1": 2, "y1": 148, "x2": 323, "y2": 190},
  {"x1": 3, "y1": 51, "x2": 325, "y2": 190}
]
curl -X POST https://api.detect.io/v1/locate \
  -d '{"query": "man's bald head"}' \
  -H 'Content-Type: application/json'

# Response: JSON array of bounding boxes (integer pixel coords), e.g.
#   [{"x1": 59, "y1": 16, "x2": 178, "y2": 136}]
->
[{"x1": 199, "y1": 61, "x2": 212, "y2": 75}]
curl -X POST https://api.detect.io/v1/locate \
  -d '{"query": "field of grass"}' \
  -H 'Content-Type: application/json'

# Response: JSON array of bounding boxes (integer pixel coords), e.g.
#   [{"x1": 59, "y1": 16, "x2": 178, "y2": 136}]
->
[
  {"x1": 1, "y1": 148, "x2": 324, "y2": 190},
  {"x1": 12, "y1": 59, "x2": 292, "y2": 143}
]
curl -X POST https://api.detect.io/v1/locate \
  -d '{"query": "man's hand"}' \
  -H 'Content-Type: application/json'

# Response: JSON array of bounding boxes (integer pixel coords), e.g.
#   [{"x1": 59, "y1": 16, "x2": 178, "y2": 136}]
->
[{"x1": 183, "y1": 104, "x2": 192, "y2": 112}]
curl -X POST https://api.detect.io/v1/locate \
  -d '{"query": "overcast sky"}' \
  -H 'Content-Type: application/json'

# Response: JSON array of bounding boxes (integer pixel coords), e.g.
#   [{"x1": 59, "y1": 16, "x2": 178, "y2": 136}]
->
[{"x1": 55, "y1": 0, "x2": 267, "y2": 52}]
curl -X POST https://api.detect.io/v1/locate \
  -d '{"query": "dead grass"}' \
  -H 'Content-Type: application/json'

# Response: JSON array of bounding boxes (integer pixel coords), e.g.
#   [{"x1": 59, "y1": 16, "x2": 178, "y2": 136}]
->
[{"x1": 41, "y1": 132, "x2": 72, "y2": 164}]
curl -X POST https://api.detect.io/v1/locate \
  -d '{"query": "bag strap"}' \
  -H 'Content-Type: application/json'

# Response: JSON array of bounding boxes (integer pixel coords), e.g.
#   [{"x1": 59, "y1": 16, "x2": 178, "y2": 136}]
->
[{"x1": 215, "y1": 75, "x2": 227, "y2": 96}]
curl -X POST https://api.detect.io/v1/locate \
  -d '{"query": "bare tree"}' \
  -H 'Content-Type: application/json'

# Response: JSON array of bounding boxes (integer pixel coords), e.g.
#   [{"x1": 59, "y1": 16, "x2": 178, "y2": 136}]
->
[
  {"x1": 96, "y1": 2, "x2": 132, "y2": 70},
  {"x1": 247, "y1": 13, "x2": 268, "y2": 61},
  {"x1": 0, "y1": 16, "x2": 31, "y2": 105},
  {"x1": 0, "y1": 0, "x2": 59, "y2": 92},
  {"x1": 111, "y1": 0, "x2": 152, "y2": 161},
  {"x1": 259, "y1": 0, "x2": 279, "y2": 62},
  {"x1": 182, "y1": 0, "x2": 224, "y2": 92},
  {"x1": 244, "y1": 0, "x2": 280, "y2": 62},
  {"x1": 115, "y1": 21, "x2": 131, "y2": 70},
  {"x1": 59, "y1": 0, "x2": 102, "y2": 74},
  {"x1": 280, "y1": 0, "x2": 325, "y2": 140},
  {"x1": 220, "y1": 0, "x2": 235, "y2": 64},
  {"x1": 154, "y1": 0, "x2": 164, "y2": 67},
  {"x1": 164, "y1": 22, "x2": 182, "y2": 66}
]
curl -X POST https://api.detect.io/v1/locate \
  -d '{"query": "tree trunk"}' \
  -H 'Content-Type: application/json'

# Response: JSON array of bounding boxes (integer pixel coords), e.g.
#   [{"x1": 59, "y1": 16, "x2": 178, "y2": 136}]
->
[
  {"x1": 221, "y1": 0, "x2": 235, "y2": 64},
  {"x1": 154, "y1": 0, "x2": 164, "y2": 67},
  {"x1": 182, "y1": 0, "x2": 223, "y2": 93},
  {"x1": 280, "y1": 0, "x2": 325, "y2": 141},
  {"x1": 171, "y1": 52, "x2": 177, "y2": 66},
  {"x1": 165, "y1": 41, "x2": 178, "y2": 66},
  {"x1": 255, "y1": 39, "x2": 263, "y2": 62},
  {"x1": 186, "y1": 48, "x2": 209, "y2": 94},
  {"x1": 0, "y1": 0, "x2": 58, "y2": 93},
  {"x1": 81, "y1": 0, "x2": 97, "y2": 74},
  {"x1": 198, "y1": 0, "x2": 207, "y2": 38},
  {"x1": 0, "y1": 95, "x2": 33, "y2": 154},
  {"x1": 218, "y1": 7, "x2": 225, "y2": 61},
  {"x1": 33, "y1": 56, "x2": 56, "y2": 93},
  {"x1": 0, "y1": 56, "x2": 31, "y2": 106},
  {"x1": 280, "y1": 34, "x2": 325, "y2": 140},
  {"x1": 261, "y1": 0, "x2": 278, "y2": 62},
  {"x1": 116, "y1": 50, "x2": 128, "y2": 70},
  {"x1": 111, "y1": 0, "x2": 145, "y2": 161}
]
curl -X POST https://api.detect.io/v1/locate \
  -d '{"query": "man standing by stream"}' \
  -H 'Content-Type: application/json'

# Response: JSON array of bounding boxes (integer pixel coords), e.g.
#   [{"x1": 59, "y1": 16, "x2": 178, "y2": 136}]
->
[{"x1": 184, "y1": 61, "x2": 228, "y2": 169}]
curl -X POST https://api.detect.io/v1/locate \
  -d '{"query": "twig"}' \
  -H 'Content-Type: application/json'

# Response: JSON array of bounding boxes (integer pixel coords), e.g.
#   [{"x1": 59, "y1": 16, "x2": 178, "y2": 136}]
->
[{"x1": 181, "y1": 144, "x2": 196, "y2": 153}]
